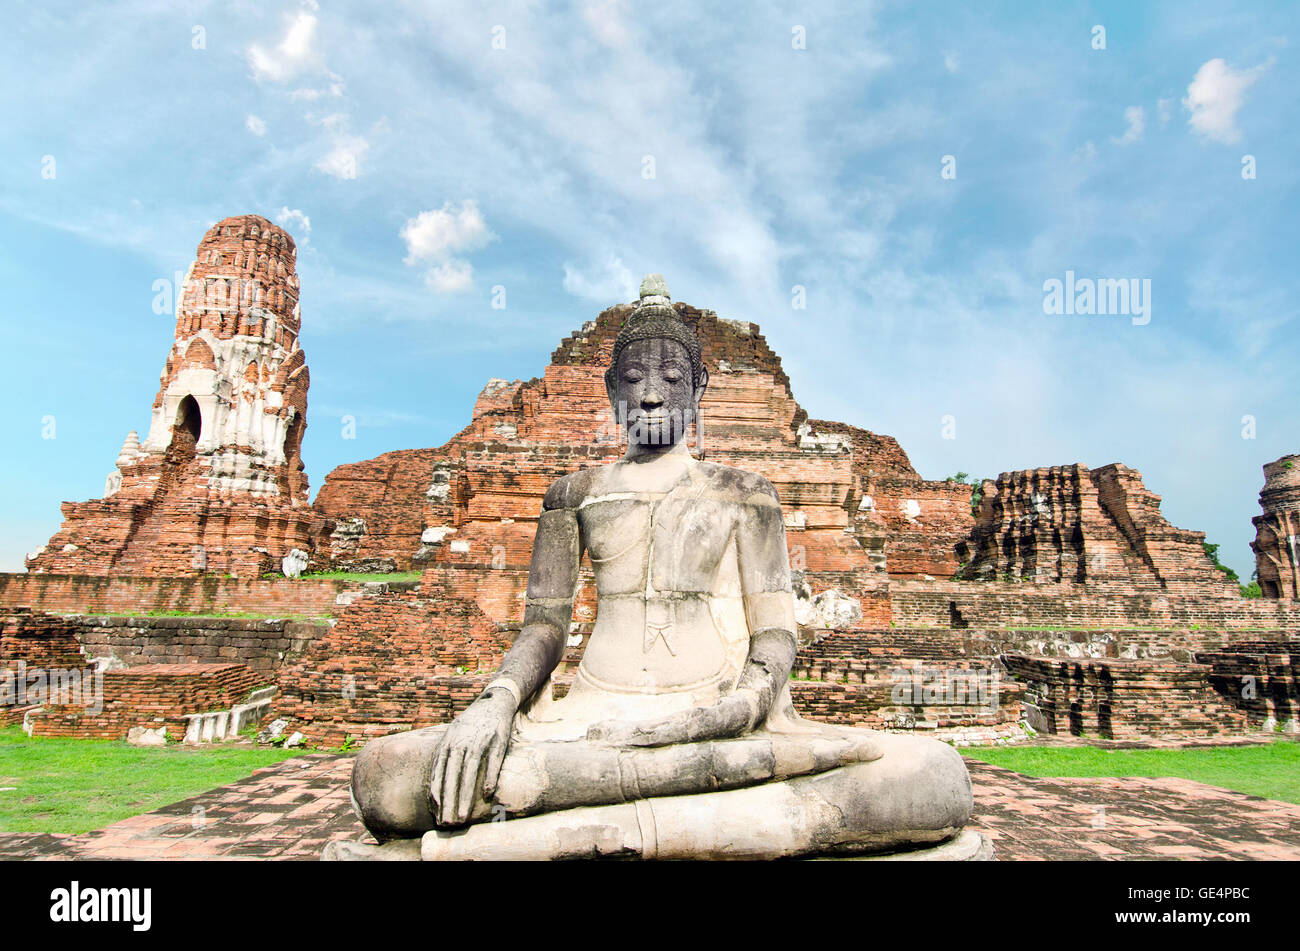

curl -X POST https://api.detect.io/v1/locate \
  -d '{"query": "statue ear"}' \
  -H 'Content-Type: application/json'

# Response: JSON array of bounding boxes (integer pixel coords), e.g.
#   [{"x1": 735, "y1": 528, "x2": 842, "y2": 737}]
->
[{"x1": 694, "y1": 365, "x2": 709, "y2": 404}]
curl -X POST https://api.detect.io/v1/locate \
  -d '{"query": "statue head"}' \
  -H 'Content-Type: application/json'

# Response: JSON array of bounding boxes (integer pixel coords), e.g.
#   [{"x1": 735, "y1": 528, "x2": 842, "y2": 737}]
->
[{"x1": 605, "y1": 275, "x2": 709, "y2": 451}]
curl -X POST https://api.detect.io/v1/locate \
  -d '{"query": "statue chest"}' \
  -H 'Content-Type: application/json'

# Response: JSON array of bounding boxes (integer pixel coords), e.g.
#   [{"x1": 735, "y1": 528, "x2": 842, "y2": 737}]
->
[
  {"x1": 578, "y1": 494, "x2": 737, "y2": 595},
  {"x1": 574, "y1": 494, "x2": 749, "y2": 693}
]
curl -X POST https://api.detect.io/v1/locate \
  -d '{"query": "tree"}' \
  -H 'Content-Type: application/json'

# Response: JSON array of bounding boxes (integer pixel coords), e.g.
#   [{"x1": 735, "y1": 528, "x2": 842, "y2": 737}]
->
[{"x1": 1202, "y1": 541, "x2": 1239, "y2": 583}]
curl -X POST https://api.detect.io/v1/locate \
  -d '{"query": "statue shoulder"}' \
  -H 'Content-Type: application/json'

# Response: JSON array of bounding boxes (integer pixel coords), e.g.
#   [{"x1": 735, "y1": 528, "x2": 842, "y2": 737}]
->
[
  {"x1": 695, "y1": 462, "x2": 782, "y2": 508},
  {"x1": 542, "y1": 468, "x2": 597, "y2": 511}
]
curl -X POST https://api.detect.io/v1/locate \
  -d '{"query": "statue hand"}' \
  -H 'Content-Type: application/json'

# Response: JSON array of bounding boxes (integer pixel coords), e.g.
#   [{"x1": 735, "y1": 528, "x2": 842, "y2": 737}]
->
[
  {"x1": 585, "y1": 692, "x2": 758, "y2": 747},
  {"x1": 429, "y1": 689, "x2": 516, "y2": 827},
  {"x1": 585, "y1": 717, "x2": 681, "y2": 747}
]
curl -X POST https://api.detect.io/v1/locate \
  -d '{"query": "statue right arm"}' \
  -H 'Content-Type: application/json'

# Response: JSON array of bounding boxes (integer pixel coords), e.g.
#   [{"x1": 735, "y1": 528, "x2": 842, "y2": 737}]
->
[
  {"x1": 429, "y1": 474, "x2": 583, "y2": 826},
  {"x1": 492, "y1": 481, "x2": 583, "y2": 706}
]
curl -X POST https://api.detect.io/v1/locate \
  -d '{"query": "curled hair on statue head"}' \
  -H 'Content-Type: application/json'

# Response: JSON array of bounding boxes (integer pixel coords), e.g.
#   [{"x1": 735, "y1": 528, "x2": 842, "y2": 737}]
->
[{"x1": 605, "y1": 274, "x2": 706, "y2": 391}]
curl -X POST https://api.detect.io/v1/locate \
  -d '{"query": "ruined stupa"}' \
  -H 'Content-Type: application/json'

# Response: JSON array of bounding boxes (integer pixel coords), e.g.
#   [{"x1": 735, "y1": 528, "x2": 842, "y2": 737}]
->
[
  {"x1": 1252, "y1": 454, "x2": 1300, "y2": 599},
  {"x1": 27, "y1": 215, "x2": 316, "y2": 577}
]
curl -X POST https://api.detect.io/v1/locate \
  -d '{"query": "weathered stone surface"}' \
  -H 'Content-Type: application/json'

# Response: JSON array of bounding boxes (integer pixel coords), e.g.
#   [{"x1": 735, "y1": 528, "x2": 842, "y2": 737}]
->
[
  {"x1": 282, "y1": 548, "x2": 309, "y2": 579},
  {"x1": 127, "y1": 726, "x2": 167, "y2": 747},
  {"x1": 415, "y1": 733, "x2": 972, "y2": 860},
  {"x1": 27, "y1": 215, "x2": 319, "y2": 578},
  {"x1": 70, "y1": 614, "x2": 328, "y2": 675},
  {"x1": 1252, "y1": 454, "x2": 1300, "y2": 599}
]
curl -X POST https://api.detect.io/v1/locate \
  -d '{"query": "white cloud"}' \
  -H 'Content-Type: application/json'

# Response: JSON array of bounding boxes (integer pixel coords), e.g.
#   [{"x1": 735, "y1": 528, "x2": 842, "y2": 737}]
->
[
  {"x1": 245, "y1": 114, "x2": 267, "y2": 136},
  {"x1": 583, "y1": 0, "x2": 629, "y2": 48},
  {"x1": 425, "y1": 259, "x2": 475, "y2": 293},
  {"x1": 291, "y1": 74, "x2": 345, "y2": 102},
  {"x1": 943, "y1": 51, "x2": 960, "y2": 74},
  {"x1": 562, "y1": 255, "x2": 637, "y2": 302},
  {"x1": 401, "y1": 200, "x2": 494, "y2": 294},
  {"x1": 275, "y1": 207, "x2": 311, "y2": 240},
  {"x1": 1157, "y1": 98, "x2": 1172, "y2": 126},
  {"x1": 401, "y1": 201, "x2": 492, "y2": 263},
  {"x1": 315, "y1": 135, "x2": 369, "y2": 179},
  {"x1": 247, "y1": 12, "x2": 321, "y2": 83},
  {"x1": 1183, "y1": 58, "x2": 1268, "y2": 144},
  {"x1": 1112, "y1": 105, "x2": 1145, "y2": 145},
  {"x1": 1071, "y1": 141, "x2": 1098, "y2": 162}
]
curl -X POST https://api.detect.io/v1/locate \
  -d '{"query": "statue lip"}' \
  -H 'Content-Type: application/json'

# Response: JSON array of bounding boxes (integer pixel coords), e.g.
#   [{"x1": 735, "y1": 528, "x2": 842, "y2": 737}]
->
[{"x1": 627, "y1": 410, "x2": 673, "y2": 427}]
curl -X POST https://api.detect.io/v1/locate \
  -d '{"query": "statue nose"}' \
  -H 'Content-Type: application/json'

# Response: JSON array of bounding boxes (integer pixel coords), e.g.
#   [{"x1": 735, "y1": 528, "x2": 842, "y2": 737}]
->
[{"x1": 642, "y1": 389, "x2": 664, "y2": 408}]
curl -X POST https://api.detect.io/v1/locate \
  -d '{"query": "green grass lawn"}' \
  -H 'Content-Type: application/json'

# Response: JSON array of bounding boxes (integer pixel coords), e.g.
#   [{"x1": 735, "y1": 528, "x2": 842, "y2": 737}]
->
[
  {"x1": 60, "y1": 609, "x2": 329, "y2": 621},
  {"x1": 0, "y1": 726, "x2": 307, "y2": 834},
  {"x1": 298, "y1": 571, "x2": 422, "y2": 583},
  {"x1": 961, "y1": 741, "x2": 1300, "y2": 805}
]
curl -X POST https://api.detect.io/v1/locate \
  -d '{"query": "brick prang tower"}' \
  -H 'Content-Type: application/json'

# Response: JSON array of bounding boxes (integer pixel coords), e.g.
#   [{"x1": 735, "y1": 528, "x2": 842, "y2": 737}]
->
[{"x1": 28, "y1": 214, "x2": 316, "y2": 577}]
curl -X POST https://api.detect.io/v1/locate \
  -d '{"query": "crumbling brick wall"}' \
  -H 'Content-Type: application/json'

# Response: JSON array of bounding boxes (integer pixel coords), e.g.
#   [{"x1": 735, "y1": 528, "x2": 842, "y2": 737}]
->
[
  {"x1": 0, "y1": 572, "x2": 356, "y2": 617},
  {"x1": 959, "y1": 464, "x2": 1235, "y2": 593},
  {"x1": 1196, "y1": 642, "x2": 1298, "y2": 729},
  {"x1": 1000, "y1": 653, "x2": 1252, "y2": 739},
  {"x1": 273, "y1": 588, "x2": 513, "y2": 747},
  {"x1": 72, "y1": 615, "x2": 328, "y2": 675},
  {"x1": 27, "y1": 663, "x2": 265, "y2": 740},
  {"x1": 890, "y1": 579, "x2": 1300, "y2": 630}
]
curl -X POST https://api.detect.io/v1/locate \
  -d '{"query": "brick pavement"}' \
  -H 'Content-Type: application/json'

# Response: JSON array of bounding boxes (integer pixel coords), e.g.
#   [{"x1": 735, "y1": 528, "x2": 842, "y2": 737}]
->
[{"x1": 2, "y1": 754, "x2": 1298, "y2": 861}]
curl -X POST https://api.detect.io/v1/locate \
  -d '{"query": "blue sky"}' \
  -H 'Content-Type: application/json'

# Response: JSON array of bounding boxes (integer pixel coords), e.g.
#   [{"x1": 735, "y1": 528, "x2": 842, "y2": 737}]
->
[{"x1": 1, "y1": 0, "x2": 1295, "y2": 579}]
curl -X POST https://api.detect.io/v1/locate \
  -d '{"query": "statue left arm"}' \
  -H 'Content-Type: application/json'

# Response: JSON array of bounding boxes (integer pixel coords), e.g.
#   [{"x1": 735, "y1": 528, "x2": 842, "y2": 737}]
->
[{"x1": 586, "y1": 478, "x2": 797, "y2": 747}]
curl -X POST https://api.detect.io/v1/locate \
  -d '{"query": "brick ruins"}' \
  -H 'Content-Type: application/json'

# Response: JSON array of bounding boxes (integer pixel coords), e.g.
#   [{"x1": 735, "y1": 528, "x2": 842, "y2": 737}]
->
[
  {"x1": 313, "y1": 303, "x2": 911, "y2": 629},
  {"x1": 27, "y1": 215, "x2": 317, "y2": 578},
  {"x1": 1252, "y1": 454, "x2": 1300, "y2": 599},
  {"x1": 7, "y1": 216, "x2": 1297, "y2": 746},
  {"x1": 958, "y1": 464, "x2": 1236, "y2": 594}
]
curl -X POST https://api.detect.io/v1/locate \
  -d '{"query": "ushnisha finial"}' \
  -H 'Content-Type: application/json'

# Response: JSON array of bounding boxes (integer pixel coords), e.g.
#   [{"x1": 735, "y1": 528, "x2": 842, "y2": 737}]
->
[
  {"x1": 639, "y1": 273, "x2": 669, "y2": 300},
  {"x1": 630, "y1": 273, "x2": 676, "y2": 323}
]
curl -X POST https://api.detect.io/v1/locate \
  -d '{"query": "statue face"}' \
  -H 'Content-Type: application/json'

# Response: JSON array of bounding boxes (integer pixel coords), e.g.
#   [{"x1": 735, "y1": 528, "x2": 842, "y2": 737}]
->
[{"x1": 609, "y1": 337, "x2": 704, "y2": 449}]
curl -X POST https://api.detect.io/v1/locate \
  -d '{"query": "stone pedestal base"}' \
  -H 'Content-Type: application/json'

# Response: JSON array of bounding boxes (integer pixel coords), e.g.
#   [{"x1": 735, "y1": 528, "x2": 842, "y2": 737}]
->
[
  {"x1": 321, "y1": 829, "x2": 993, "y2": 862},
  {"x1": 840, "y1": 828, "x2": 993, "y2": 861}
]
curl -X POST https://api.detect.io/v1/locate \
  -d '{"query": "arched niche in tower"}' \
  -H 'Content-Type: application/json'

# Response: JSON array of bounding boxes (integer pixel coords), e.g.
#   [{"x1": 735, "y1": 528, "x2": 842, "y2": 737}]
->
[{"x1": 167, "y1": 395, "x2": 203, "y2": 462}]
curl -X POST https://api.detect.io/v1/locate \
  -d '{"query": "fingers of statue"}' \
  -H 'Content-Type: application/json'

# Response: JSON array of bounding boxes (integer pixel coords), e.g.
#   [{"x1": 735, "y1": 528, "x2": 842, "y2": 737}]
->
[
  {"x1": 629, "y1": 717, "x2": 689, "y2": 747},
  {"x1": 847, "y1": 734, "x2": 878, "y2": 763},
  {"x1": 586, "y1": 716, "x2": 684, "y2": 747},
  {"x1": 482, "y1": 728, "x2": 508, "y2": 798},
  {"x1": 584, "y1": 719, "x2": 634, "y2": 745},
  {"x1": 429, "y1": 700, "x2": 515, "y2": 825},
  {"x1": 440, "y1": 746, "x2": 467, "y2": 827},
  {"x1": 456, "y1": 740, "x2": 491, "y2": 825},
  {"x1": 429, "y1": 738, "x2": 451, "y2": 817}
]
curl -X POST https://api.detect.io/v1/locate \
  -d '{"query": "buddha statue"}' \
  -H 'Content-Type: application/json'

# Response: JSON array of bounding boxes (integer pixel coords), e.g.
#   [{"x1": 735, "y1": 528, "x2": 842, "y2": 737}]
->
[{"x1": 327, "y1": 275, "x2": 982, "y2": 861}]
